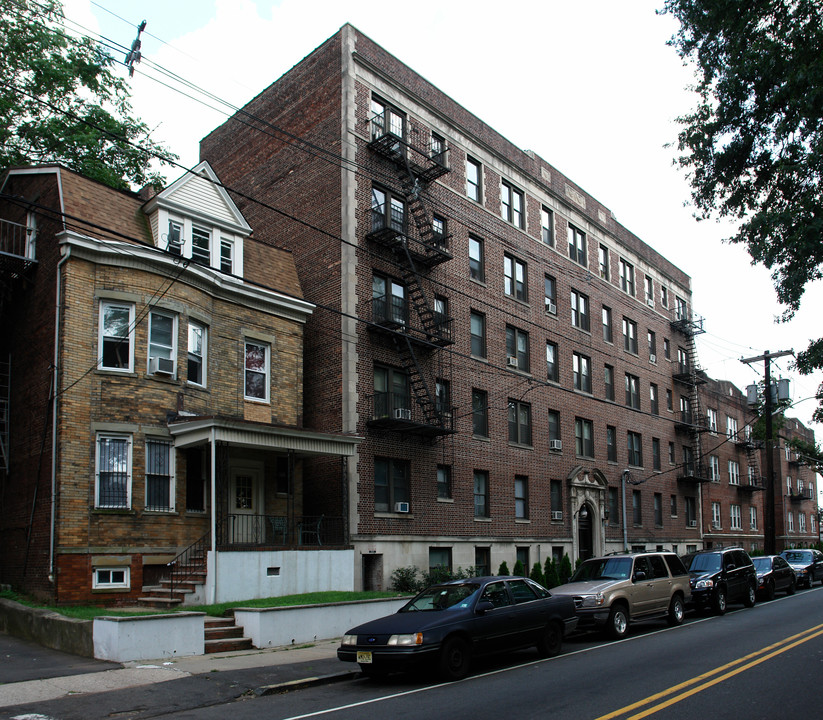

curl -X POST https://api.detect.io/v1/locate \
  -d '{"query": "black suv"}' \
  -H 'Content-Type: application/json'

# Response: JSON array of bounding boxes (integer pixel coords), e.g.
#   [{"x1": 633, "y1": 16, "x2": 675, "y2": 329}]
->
[{"x1": 682, "y1": 547, "x2": 757, "y2": 615}]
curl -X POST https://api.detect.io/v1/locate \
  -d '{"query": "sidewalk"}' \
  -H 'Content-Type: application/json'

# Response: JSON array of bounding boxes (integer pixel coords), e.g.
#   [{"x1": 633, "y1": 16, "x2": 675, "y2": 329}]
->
[{"x1": 0, "y1": 634, "x2": 356, "y2": 710}]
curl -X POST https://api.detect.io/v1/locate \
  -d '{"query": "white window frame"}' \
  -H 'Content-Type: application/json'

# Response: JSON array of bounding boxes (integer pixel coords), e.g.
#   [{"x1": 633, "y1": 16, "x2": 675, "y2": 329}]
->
[
  {"x1": 95, "y1": 433, "x2": 132, "y2": 509},
  {"x1": 147, "y1": 310, "x2": 177, "y2": 376},
  {"x1": 750, "y1": 506, "x2": 758, "y2": 530},
  {"x1": 730, "y1": 504, "x2": 742, "y2": 530},
  {"x1": 727, "y1": 415, "x2": 739, "y2": 440},
  {"x1": 788, "y1": 511, "x2": 794, "y2": 532},
  {"x1": 92, "y1": 566, "x2": 130, "y2": 589},
  {"x1": 707, "y1": 408, "x2": 718, "y2": 433},
  {"x1": 99, "y1": 300, "x2": 135, "y2": 372},
  {"x1": 799, "y1": 513, "x2": 806, "y2": 533},
  {"x1": 220, "y1": 236, "x2": 235, "y2": 273},
  {"x1": 710, "y1": 455, "x2": 720, "y2": 482},
  {"x1": 187, "y1": 321, "x2": 207, "y2": 387},
  {"x1": 244, "y1": 339, "x2": 270, "y2": 402},
  {"x1": 504, "y1": 253, "x2": 528, "y2": 301},
  {"x1": 191, "y1": 224, "x2": 212, "y2": 265},
  {"x1": 711, "y1": 501, "x2": 721, "y2": 528},
  {"x1": 145, "y1": 437, "x2": 175, "y2": 512},
  {"x1": 26, "y1": 211, "x2": 37, "y2": 259},
  {"x1": 729, "y1": 460, "x2": 740, "y2": 485}
]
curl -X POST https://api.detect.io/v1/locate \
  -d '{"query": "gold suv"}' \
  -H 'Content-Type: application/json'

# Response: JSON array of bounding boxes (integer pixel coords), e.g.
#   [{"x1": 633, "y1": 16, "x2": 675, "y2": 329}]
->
[{"x1": 551, "y1": 552, "x2": 691, "y2": 639}]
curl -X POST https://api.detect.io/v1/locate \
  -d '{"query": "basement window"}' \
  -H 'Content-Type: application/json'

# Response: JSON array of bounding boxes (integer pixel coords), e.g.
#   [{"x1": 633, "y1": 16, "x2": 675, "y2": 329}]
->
[{"x1": 93, "y1": 567, "x2": 130, "y2": 589}]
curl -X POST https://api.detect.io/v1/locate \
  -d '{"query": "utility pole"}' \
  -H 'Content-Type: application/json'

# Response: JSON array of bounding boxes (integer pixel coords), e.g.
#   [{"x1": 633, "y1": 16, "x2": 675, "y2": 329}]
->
[{"x1": 741, "y1": 349, "x2": 793, "y2": 555}]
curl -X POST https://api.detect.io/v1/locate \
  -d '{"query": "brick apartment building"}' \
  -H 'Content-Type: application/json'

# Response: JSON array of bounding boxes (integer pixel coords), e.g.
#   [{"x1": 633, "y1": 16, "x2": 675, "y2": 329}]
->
[
  {"x1": 0, "y1": 161, "x2": 360, "y2": 605},
  {"x1": 200, "y1": 24, "x2": 819, "y2": 590}
]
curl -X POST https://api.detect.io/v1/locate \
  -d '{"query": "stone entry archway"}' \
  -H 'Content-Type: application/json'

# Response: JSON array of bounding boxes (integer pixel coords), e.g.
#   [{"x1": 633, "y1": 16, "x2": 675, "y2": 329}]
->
[{"x1": 568, "y1": 467, "x2": 609, "y2": 562}]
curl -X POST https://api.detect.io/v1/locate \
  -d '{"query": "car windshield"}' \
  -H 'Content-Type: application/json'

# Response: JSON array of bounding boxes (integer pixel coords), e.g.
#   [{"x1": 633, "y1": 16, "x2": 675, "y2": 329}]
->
[
  {"x1": 752, "y1": 557, "x2": 772, "y2": 571},
  {"x1": 687, "y1": 554, "x2": 721, "y2": 573},
  {"x1": 401, "y1": 583, "x2": 481, "y2": 612},
  {"x1": 570, "y1": 557, "x2": 632, "y2": 582},
  {"x1": 783, "y1": 551, "x2": 811, "y2": 563}
]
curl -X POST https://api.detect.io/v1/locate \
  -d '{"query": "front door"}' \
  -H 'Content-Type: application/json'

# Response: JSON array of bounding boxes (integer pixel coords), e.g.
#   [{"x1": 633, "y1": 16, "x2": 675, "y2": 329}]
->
[
  {"x1": 578, "y1": 504, "x2": 594, "y2": 560},
  {"x1": 229, "y1": 464, "x2": 263, "y2": 543}
]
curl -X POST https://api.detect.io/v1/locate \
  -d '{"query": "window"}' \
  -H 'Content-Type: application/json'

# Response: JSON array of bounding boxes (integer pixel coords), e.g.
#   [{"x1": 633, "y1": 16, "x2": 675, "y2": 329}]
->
[
  {"x1": 663, "y1": 338, "x2": 671, "y2": 360},
  {"x1": 648, "y1": 330, "x2": 657, "y2": 360},
  {"x1": 466, "y1": 156, "x2": 482, "y2": 201},
  {"x1": 669, "y1": 441, "x2": 676, "y2": 464},
  {"x1": 666, "y1": 389, "x2": 673, "y2": 411},
  {"x1": 568, "y1": 223, "x2": 587, "y2": 266},
  {"x1": 167, "y1": 219, "x2": 183, "y2": 254},
  {"x1": 575, "y1": 418, "x2": 594, "y2": 458},
  {"x1": 628, "y1": 431, "x2": 643, "y2": 467},
  {"x1": 729, "y1": 460, "x2": 740, "y2": 486},
  {"x1": 371, "y1": 96, "x2": 404, "y2": 139},
  {"x1": 435, "y1": 378, "x2": 451, "y2": 417},
  {"x1": 650, "y1": 383, "x2": 659, "y2": 415},
  {"x1": 148, "y1": 311, "x2": 176, "y2": 375},
  {"x1": 683, "y1": 446, "x2": 695, "y2": 475},
  {"x1": 710, "y1": 455, "x2": 720, "y2": 482},
  {"x1": 431, "y1": 214, "x2": 447, "y2": 247},
  {"x1": 546, "y1": 341, "x2": 559, "y2": 382},
  {"x1": 602, "y1": 306, "x2": 613, "y2": 343},
  {"x1": 712, "y1": 502, "x2": 722, "y2": 528},
  {"x1": 93, "y1": 567, "x2": 130, "y2": 589},
  {"x1": 374, "y1": 458, "x2": 410, "y2": 513},
  {"x1": 472, "y1": 389, "x2": 489, "y2": 437},
  {"x1": 788, "y1": 511, "x2": 794, "y2": 532},
  {"x1": 675, "y1": 295, "x2": 688, "y2": 322},
  {"x1": 474, "y1": 470, "x2": 489, "y2": 518},
  {"x1": 548, "y1": 410, "x2": 561, "y2": 444},
  {"x1": 681, "y1": 498, "x2": 695, "y2": 528},
  {"x1": 501, "y1": 180, "x2": 524, "y2": 227},
  {"x1": 544, "y1": 274, "x2": 557, "y2": 314},
  {"x1": 506, "y1": 325, "x2": 530, "y2": 372},
  {"x1": 99, "y1": 300, "x2": 134, "y2": 371},
  {"x1": 727, "y1": 416, "x2": 739, "y2": 440},
  {"x1": 625, "y1": 373, "x2": 640, "y2": 409},
  {"x1": 475, "y1": 547, "x2": 491, "y2": 576},
  {"x1": 504, "y1": 254, "x2": 528, "y2": 301},
  {"x1": 573, "y1": 352, "x2": 592, "y2": 393},
  {"x1": 661, "y1": 286, "x2": 669, "y2": 308},
  {"x1": 571, "y1": 290, "x2": 590, "y2": 331},
  {"x1": 508, "y1": 400, "x2": 533, "y2": 445},
  {"x1": 430, "y1": 132, "x2": 446, "y2": 164},
  {"x1": 604, "y1": 364, "x2": 615, "y2": 401},
  {"x1": 623, "y1": 317, "x2": 638, "y2": 354},
  {"x1": 433, "y1": 295, "x2": 449, "y2": 338},
  {"x1": 469, "y1": 235, "x2": 484, "y2": 281},
  {"x1": 799, "y1": 512, "x2": 806, "y2": 533},
  {"x1": 607, "y1": 425, "x2": 617, "y2": 462},
  {"x1": 677, "y1": 346, "x2": 689, "y2": 374},
  {"x1": 372, "y1": 273, "x2": 406, "y2": 326},
  {"x1": 470, "y1": 311, "x2": 486, "y2": 358},
  {"x1": 619, "y1": 258, "x2": 635, "y2": 296},
  {"x1": 671, "y1": 495, "x2": 678, "y2": 517},
  {"x1": 515, "y1": 476, "x2": 529, "y2": 519},
  {"x1": 371, "y1": 186, "x2": 406, "y2": 233},
  {"x1": 599, "y1": 244, "x2": 610, "y2": 280},
  {"x1": 437, "y1": 465, "x2": 451, "y2": 500},
  {"x1": 541, "y1": 206, "x2": 554, "y2": 245},
  {"x1": 25, "y1": 211, "x2": 37, "y2": 259},
  {"x1": 609, "y1": 488, "x2": 619, "y2": 524},
  {"x1": 145, "y1": 438, "x2": 174, "y2": 512},
  {"x1": 645, "y1": 275, "x2": 654, "y2": 305},
  {"x1": 429, "y1": 547, "x2": 452, "y2": 573},
  {"x1": 220, "y1": 237, "x2": 234, "y2": 273},
  {"x1": 191, "y1": 225, "x2": 211, "y2": 265},
  {"x1": 96, "y1": 434, "x2": 131, "y2": 509},
  {"x1": 633, "y1": 490, "x2": 642, "y2": 525},
  {"x1": 374, "y1": 366, "x2": 409, "y2": 420},
  {"x1": 652, "y1": 438, "x2": 661, "y2": 470},
  {"x1": 187, "y1": 321, "x2": 206, "y2": 386},
  {"x1": 707, "y1": 408, "x2": 718, "y2": 433},
  {"x1": 654, "y1": 493, "x2": 663, "y2": 526},
  {"x1": 551, "y1": 479, "x2": 562, "y2": 518},
  {"x1": 244, "y1": 340, "x2": 270, "y2": 401}
]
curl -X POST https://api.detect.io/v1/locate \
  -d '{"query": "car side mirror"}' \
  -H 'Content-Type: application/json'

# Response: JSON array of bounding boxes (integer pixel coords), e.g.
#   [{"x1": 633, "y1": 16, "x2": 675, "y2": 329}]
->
[
  {"x1": 476, "y1": 600, "x2": 495, "y2": 615},
  {"x1": 633, "y1": 571, "x2": 646, "y2": 582}
]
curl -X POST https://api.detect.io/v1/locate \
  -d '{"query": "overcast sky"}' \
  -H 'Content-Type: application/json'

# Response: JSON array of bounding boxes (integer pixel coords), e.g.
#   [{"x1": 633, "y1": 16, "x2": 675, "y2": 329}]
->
[{"x1": 65, "y1": 0, "x2": 823, "y2": 445}]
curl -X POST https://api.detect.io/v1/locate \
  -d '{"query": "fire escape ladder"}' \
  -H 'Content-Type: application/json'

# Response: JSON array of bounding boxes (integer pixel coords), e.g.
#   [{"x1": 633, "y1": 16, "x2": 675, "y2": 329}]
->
[
  {"x1": 396, "y1": 244, "x2": 438, "y2": 337},
  {"x1": 745, "y1": 441, "x2": 763, "y2": 488},
  {"x1": 685, "y1": 331, "x2": 705, "y2": 464},
  {"x1": 0, "y1": 354, "x2": 8, "y2": 472},
  {"x1": 393, "y1": 333, "x2": 440, "y2": 427}
]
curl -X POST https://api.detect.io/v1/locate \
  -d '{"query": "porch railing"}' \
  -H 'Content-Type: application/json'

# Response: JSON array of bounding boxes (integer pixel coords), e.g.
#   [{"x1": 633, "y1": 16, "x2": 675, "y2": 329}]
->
[{"x1": 219, "y1": 514, "x2": 345, "y2": 547}]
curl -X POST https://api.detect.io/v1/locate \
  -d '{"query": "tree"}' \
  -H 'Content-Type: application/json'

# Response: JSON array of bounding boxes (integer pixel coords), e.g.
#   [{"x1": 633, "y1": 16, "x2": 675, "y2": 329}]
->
[
  {"x1": 0, "y1": 0, "x2": 176, "y2": 190},
  {"x1": 661, "y1": 0, "x2": 823, "y2": 419}
]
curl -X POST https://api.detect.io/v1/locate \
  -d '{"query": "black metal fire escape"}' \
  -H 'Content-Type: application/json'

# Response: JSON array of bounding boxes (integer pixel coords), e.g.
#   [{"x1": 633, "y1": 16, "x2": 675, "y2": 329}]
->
[
  {"x1": 734, "y1": 429, "x2": 765, "y2": 493},
  {"x1": 366, "y1": 110, "x2": 455, "y2": 437},
  {"x1": 671, "y1": 306, "x2": 710, "y2": 483}
]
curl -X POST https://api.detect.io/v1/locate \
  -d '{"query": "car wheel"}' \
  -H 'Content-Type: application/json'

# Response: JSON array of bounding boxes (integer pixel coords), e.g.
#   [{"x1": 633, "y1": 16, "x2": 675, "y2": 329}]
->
[
  {"x1": 667, "y1": 595, "x2": 685, "y2": 626},
  {"x1": 606, "y1": 604, "x2": 629, "y2": 640},
  {"x1": 765, "y1": 580, "x2": 775, "y2": 601},
  {"x1": 536, "y1": 621, "x2": 563, "y2": 658},
  {"x1": 787, "y1": 579, "x2": 796, "y2": 595},
  {"x1": 713, "y1": 586, "x2": 727, "y2": 615},
  {"x1": 438, "y1": 637, "x2": 472, "y2": 681},
  {"x1": 744, "y1": 583, "x2": 756, "y2": 608}
]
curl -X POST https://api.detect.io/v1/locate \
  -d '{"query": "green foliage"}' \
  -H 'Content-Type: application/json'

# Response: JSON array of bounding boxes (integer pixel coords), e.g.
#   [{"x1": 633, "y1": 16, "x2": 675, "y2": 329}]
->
[
  {"x1": 497, "y1": 561, "x2": 510, "y2": 576},
  {"x1": 0, "y1": 0, "x2": 176, "y2": 189},
  {"x1": 661, "y1": 0, "x2": 823, "y2": 419},
  {"x1": 390, "y1": 566, "x2": 421, "y2": 593},
  {"x1": 512, "y1": 560, "x2": 525, "y2": 577},
  {"x1": 544, "y1": 558, "x2": 560, "y2": 588},
  {"x1": 788, "y1": 437, "x2": 823, "y2": 475},
  {"x1": 558, "y1": 554, "x2": 573, "y2": 584},
  {"x1": 529, "y1": 562, "x2": 546, "y2": 587}
]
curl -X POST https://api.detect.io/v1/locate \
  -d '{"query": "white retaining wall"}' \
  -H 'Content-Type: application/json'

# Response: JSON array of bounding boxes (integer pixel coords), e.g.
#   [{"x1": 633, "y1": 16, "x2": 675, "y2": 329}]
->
[{"x1": 93, "y1": 612, "x2": 205, "y2": 661}]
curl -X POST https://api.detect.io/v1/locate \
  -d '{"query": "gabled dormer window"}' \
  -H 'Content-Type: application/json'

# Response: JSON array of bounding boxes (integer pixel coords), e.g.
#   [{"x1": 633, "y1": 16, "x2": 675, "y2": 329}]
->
[{"x1": 168, "y1": 220, "x2": 182, "y2": 255}]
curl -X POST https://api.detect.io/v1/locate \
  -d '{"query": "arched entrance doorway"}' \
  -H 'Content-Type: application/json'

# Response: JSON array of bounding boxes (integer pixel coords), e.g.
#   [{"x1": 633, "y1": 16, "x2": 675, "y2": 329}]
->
[
  {"x1": 568, "y1": 466, "x2": 608, "y2": 562},
  {"x1": 577, "y1": 503, "x2": 594, "y2": 560}
]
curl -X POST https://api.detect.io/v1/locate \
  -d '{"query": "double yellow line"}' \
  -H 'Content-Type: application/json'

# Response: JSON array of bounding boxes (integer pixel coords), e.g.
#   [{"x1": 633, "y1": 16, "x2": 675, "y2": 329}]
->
[{"x1": 594, "y1": 623, "x2": 823, "y2": 720}]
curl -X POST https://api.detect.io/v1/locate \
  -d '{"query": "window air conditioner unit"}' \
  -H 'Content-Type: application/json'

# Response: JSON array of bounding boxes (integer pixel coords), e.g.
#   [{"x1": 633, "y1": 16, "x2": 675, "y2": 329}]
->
[
  {"x1": 394, "y1": 502, "x2": 410, "y2": 513},
  {"x1": 149, "y1": 356, "x2": 175, "y2": 375},
  {"x1": 647, "y1": 298, "x2": 655, "y2": 307},
  {"x1": 546, "y1": 302, "x2": 557, "y2": 315},
  {"x1": 551, "y1": 510, "x2": 563, "y2": 521},
  {"x1": 393, "y1": 408, "x2": 411, "y2": 420},
  {"x1": 688, "y1": 520, "x2": 697, "y2": 527},
  {"x1": 549, "y1": 439, "x2": 563, "y2": 451},
  {"x1": 507, "y1": 356, "x2": 519, "y2": 368},
  {"x1": 711, "y1": 521, "x2": 721, "y2": 530},
  {"x1": 649, "y1": 354, "x2": 657, "y2": 364}
]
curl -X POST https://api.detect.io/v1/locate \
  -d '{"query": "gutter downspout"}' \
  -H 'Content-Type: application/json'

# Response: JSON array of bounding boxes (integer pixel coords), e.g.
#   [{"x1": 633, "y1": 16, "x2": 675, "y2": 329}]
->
[
  {"x1": 209, "y1": 427, "x2": 217, "y2": 605},
  {"x1": 621, "y1": 470, "x2": 630, "y2": 552}
]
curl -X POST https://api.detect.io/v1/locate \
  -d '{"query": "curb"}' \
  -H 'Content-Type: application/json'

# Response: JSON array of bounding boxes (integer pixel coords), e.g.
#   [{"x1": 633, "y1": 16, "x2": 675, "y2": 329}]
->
[{"x1": 254, "y1": 669, "x2": 361, "y2": 696}]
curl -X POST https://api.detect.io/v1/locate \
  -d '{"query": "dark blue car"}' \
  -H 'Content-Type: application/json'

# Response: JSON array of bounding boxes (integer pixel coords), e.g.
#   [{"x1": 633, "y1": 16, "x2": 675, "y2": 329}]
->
[{"x1": 337, "y1": 576, "x2": 578, "y2": 680}]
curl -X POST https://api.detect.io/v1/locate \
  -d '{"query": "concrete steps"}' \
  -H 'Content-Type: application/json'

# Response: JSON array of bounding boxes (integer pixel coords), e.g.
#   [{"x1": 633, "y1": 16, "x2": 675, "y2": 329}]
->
[{"x1": 204, "y1": 617, "x2": 253, "y2": 653}]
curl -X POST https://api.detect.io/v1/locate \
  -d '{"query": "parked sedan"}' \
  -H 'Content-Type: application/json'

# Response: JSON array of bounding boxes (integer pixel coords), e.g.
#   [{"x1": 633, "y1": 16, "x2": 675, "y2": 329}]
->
[
  {"x1": 780, "y1": 549, "x2": 823, "y2": 588},
  {"x1": 337, "y1": 576, "x2": 578, "y2": 681},
  {"x1": 752, "y1": 555, "x2": 796, "y2": 599}
]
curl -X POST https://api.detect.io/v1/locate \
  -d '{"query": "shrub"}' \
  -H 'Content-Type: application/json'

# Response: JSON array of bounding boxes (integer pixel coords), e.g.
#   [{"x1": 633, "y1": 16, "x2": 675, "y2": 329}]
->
[
  {"x1": 497, "y1": 561, "x2": 510, "y2": 576},
  {"x1": 544, "y1": 558, "x2": 560, "y2": 588},
  {"x1": 559, "y1": 554, "x2": 573, "y2": 584},
  {"x1": 512, "y1": 560, "x2": 525, "y2": 577},
  {"x1": 390, "y1": 566, "x2": 421, "y2": 593},
  {"x1": 530, "y1": 562, "x2": 546, "y2": 587}
]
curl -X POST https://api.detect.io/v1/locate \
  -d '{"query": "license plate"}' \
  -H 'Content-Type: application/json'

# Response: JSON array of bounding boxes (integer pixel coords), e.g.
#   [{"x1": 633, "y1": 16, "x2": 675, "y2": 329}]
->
[{"x1": 357, "y1": 651, "x2": 373, "y2": 664}]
